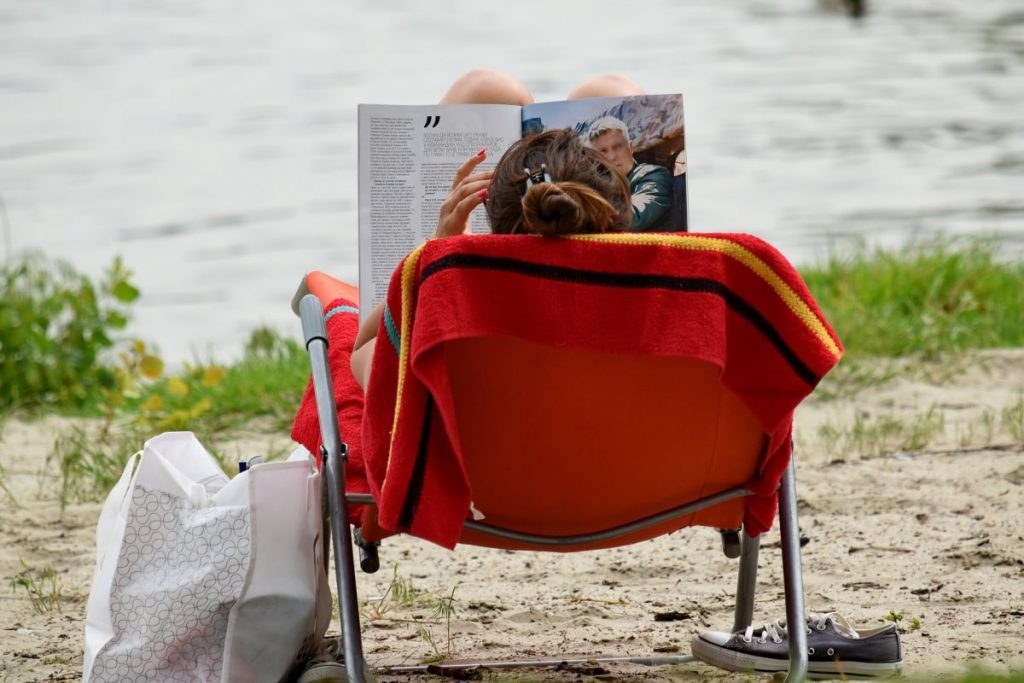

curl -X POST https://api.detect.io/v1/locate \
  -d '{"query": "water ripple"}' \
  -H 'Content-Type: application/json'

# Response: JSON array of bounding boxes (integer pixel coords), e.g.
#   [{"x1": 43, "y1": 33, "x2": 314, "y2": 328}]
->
[{"x1": 115, "y1": 207, "x2": 298, "y2": 241}]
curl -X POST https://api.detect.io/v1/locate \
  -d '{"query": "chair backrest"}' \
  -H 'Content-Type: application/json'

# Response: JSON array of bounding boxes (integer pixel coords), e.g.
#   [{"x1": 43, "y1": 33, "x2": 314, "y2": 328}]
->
[{"x1": 444, "y1": 335, "x2": 766, "y2": 550}]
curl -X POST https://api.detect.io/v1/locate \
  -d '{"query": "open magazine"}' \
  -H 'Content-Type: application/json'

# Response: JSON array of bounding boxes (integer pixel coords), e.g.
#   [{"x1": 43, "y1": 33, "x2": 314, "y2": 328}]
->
[{"x1": 357, "y1": 93, "x2": 686, "y2": 319}]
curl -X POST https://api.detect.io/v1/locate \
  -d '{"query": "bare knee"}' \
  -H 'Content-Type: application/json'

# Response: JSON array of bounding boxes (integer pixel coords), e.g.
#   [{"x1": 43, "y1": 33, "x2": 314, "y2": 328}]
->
[
  {"x1": 440, "y1": 69, "x2": 534, "y2": 106},
  {"x1": 567, "y1": 74, "x2": 646, "y2": 100}
]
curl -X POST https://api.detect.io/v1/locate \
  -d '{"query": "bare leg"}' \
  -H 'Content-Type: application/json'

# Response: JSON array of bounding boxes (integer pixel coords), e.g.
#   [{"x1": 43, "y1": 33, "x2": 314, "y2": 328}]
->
[
  {"x1": 567, "y1": 74, "x2": 646, "y2": 100},
  {"x1": 440, "y1": 68, "x2": 534, "y2": 105}
]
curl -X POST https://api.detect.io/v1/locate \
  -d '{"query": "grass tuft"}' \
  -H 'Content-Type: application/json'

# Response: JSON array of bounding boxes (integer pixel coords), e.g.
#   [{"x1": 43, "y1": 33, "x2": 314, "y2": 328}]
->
[
  {"x1": 363, "y1": 565, "x2": 459, "y2": 663},
  {"x1": 9, "y1": 558, "x2": 64, "y2": 613},
  {"x1": 127, "y1": 326, "x2": 309, "y2": 432},
  {"x1": 1002, "y1": 394, "x2": 1024, "y2": 445},
  {"x1": 818, "y1": 406, "x2": 945, "y2": 459}
]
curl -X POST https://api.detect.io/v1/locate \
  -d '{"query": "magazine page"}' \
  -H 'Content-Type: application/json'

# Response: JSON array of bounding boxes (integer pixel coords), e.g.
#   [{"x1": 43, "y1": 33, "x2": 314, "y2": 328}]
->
[
  {"x1": 521, "y1": 94, "x2": 686, "y2": 232},
  {"x1": 357, "y1": 103, "x2": 522, "y2": 319}
]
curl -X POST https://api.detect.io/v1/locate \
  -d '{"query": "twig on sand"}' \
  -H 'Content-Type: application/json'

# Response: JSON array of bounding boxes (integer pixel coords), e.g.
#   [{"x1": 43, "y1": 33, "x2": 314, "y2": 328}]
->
[
  {"x1": 558, "y1": 595, "x2": 631, "y2": 606},
  {"x1": 847, "y1": 545, "x2": 913, "y2": 554}
]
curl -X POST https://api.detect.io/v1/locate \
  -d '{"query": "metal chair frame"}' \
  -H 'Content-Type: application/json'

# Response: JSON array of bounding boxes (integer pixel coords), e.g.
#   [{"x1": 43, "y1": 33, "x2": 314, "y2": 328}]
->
[{"x1": 298, "y1": 294, "x2": 809, "y2": 682}]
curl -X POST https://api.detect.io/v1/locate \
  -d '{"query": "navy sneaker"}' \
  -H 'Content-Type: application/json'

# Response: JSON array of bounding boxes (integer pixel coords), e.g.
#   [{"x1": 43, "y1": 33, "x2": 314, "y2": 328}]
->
[{"x1": 691, "y1": 612, "x2": 902, "y2": 679}]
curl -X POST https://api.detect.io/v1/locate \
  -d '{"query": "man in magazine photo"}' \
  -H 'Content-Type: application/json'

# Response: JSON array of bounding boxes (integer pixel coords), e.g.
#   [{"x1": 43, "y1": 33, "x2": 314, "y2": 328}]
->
[{"x1": 586, "y1": 116, "x2": 673, "y2": 231}]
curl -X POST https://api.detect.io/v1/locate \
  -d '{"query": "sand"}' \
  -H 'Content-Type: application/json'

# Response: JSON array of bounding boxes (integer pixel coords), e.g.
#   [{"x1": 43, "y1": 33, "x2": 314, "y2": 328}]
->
[{"x1": 1, "y1": 350, "x2": 1022, "y2": 682}]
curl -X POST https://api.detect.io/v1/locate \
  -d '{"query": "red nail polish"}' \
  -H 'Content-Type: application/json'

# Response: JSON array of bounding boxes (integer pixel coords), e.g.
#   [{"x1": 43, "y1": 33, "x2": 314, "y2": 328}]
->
[
  {"x1": 476, "y1": 148, "x2": 486, "y2": 157},
  {"x1": 477, "y1": 188, "x2": 488, "y2": 199}
]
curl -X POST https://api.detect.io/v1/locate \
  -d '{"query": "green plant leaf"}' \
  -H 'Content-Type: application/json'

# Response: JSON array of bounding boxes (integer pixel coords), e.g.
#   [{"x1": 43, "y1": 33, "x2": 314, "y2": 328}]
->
[
  {"x1": 106, "y1": 311, "x2": 128, "y2": 330},
  {"x1": 112, "y1": 280, "x2": 140, "y2": 303}
]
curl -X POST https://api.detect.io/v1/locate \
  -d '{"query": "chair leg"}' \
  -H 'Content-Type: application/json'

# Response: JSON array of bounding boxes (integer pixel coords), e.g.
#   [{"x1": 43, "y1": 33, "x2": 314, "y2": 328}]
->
[
  {"x1": 731, "y1": 529, "x2": 760, "y2": 633},
  {"x1": 778, "y1": 459, "x2": 808, "y2": 683},
  {"x1": 300, "y1": 296, "x2": 370, "y2": 682},
  {"x1": 354, "y1": 528, "x2": 381, "y2": 574},
  {"x1": 324, "y1": 444, "x2": 370, "y2": 683},
  {"x1": 719, "y1": 528, "x2": 742, "y2": 558}
]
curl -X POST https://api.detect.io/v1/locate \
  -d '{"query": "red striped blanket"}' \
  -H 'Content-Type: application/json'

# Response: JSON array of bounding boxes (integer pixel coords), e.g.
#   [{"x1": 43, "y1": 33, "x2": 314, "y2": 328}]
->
[{"x1": 360, "y1": 233, "x2": 843, "y2": 549}]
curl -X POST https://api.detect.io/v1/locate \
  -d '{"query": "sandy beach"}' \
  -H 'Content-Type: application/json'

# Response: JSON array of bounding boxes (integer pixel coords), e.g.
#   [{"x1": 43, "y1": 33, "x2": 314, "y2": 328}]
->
[{"x1": 2, "y1": 350, "x2": 1022, "y2": 682}]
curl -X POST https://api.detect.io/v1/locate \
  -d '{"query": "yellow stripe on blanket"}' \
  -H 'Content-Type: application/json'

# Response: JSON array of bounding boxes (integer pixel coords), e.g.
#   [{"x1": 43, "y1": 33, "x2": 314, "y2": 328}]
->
[{"x1": 382, "y1": 242, "x2": 426, "y2": 496}]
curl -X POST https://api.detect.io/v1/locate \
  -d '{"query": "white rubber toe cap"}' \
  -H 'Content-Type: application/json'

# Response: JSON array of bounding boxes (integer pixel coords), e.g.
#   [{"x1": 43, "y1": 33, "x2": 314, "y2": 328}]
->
[{"x1": 697, "y1": 630, "x2": 733, "y2": 646}]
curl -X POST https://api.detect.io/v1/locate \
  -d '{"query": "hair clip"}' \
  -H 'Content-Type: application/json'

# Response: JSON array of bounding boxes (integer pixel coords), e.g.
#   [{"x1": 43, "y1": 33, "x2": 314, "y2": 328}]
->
[{"x1": 524, "y1": 163, "x2": 553, "y2": 188}]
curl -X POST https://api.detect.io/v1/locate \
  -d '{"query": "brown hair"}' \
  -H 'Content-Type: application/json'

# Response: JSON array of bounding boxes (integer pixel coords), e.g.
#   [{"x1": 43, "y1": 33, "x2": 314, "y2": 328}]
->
[{"x1": 486, "y1": 129, "x2": 631, "y2": 237}]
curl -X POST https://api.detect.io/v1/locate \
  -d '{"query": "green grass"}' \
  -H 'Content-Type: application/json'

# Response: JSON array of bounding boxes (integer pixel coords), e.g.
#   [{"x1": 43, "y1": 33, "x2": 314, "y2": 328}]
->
[
  {"x1": 801, "y1": 237, "x2": 1024, "y2": 360},
  {"x1": 129, "y1": 326, "x2": 310, "y2": 431}
]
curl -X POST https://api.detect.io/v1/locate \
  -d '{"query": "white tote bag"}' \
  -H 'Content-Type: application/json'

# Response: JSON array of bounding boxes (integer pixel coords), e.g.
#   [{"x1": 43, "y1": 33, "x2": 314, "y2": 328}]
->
[{"x1": 83, "y1": 432, "x2": 331, "y2": 683}]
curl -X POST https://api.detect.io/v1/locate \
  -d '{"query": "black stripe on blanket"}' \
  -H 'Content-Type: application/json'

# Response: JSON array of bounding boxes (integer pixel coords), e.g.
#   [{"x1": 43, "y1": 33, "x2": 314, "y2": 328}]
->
[
  {"x1": 420, "y1": 252, "x2": 819, "y2": 387},
  {"x1": 398, "y1": 397, "x2": 433, "y2": 531}
]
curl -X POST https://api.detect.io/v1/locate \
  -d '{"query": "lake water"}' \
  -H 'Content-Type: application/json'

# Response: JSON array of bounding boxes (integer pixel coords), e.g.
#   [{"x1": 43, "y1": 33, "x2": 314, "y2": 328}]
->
[{"x1": 2, "y1": 0, "x2": 1022, "y2": 362}]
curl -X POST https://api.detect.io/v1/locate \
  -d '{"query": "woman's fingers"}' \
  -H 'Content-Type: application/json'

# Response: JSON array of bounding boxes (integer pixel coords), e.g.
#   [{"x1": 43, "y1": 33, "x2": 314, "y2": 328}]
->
[
  {"x1": 435, "y1": 150, "x2": 494, "y2": 239},
  {"x1": 443, "y1": 175, "x2": 492, "y2": 207},
  {"x1": 442, "y1": 172, "x2": 493, "y2": 212},
  {"x1": 442, "y1": 188, "x2": 488, "y2": 238},
  {"x1": 436, "y1": 179, "x2": 490, "y2": 239},
  {"x1": 456, "y1": 169, "x2": 494, "y2": 187},
  {"x1": 449, "y1": 148, "x2": 488, "y2": 191},
  {"x1": 439, "y1": 178, "x2": 490, "y2": 218}
]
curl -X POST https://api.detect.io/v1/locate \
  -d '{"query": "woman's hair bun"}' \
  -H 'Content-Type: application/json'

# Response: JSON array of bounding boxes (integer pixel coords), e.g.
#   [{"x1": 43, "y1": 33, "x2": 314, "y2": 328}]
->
[{"x1": 522, "y1": 181, "x2": 620, "y2": 236}]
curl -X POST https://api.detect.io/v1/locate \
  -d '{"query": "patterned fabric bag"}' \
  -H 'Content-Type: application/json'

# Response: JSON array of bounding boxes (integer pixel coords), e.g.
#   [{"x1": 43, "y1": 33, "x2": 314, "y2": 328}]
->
[{"x1": 83, "y1": 432, "x2": 330, "y2": 683}]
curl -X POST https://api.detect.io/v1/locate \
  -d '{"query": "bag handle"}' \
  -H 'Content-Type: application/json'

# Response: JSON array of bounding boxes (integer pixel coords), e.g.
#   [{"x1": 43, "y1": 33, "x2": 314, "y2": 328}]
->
[{"x1": 93, "y1": 451, "x2": 141, "y2": 568}]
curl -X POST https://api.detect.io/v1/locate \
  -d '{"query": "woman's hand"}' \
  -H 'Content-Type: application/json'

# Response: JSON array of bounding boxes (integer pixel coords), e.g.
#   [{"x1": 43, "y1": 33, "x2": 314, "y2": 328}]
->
[{"x1": 434, "y1": 148, "x2": 493, "y2": 239}]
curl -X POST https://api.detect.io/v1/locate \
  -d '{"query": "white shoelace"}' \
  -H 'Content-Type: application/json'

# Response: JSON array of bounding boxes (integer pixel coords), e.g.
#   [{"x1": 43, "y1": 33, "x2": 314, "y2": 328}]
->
[{"x1": 742, "y1": 612, "x2": 859, "y2": 644}]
